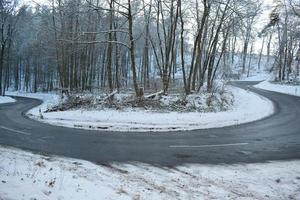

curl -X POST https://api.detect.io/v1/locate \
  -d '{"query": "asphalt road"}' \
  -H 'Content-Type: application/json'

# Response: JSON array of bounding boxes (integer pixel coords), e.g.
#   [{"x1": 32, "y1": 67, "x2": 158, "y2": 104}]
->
[{"x1": 0, "y1": 81, "x2": 300, "y2": 166}]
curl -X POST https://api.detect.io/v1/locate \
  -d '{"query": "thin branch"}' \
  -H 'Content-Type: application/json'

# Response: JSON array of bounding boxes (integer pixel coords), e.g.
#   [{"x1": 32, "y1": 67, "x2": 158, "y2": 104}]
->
[{"x1": 57, "y1": 39, "x2": 130, "y2": 49}]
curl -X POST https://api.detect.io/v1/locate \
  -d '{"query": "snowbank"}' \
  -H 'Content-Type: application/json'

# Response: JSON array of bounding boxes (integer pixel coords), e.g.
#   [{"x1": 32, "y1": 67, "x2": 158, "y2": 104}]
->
[
  {"x1": 0, "y1": 96, "x2": 15, "y2": 104},
  {"x1": 0, "y1": 146, "x2": 299, "y2": 200},
  {"x1": 240, "y1": 72, "x2": 271, "y2": 81},
  {"x1": 36, "y1": 87, "x2": 274, "y2": 132},
  {"x1": 255, "y1": 81, "x2": 300, "y2": 97},
  {"x1": 6, "y1": 87, "x2": 274, "y2": 132}
]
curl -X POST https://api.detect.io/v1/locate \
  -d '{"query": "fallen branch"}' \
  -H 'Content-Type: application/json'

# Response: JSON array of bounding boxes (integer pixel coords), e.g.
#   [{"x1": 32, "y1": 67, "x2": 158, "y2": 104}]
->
[
  {"x1": 145, "y1": 90, "x2": 164, "y2": 99},
  {"x1": 102, "y1": 90, "x2": 118, "y2": 102}
]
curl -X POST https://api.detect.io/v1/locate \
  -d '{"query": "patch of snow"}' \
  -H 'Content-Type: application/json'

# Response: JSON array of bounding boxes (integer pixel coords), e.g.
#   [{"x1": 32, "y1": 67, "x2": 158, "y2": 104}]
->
[
  {"x1": 255, "y1": 81, "x2": 300, "y2": 97},
  {"x1": 240, "y1": 71, "x2": 271, "y2": 81},
  {"x1": 0, "y1": 96, "x2": 15, "y2": 104},
  {"x1": 160, "y1": 95, "x2": 180, "y2": 106},
  {"x1": 21, "y1": 87, "x2": 274, "y2": 132},
  {"x1": 0, "y1": 146, "x2": 299, "y2": 200}
]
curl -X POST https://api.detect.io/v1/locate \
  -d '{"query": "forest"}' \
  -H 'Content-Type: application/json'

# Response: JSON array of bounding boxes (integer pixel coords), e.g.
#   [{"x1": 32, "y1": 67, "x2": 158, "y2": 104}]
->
[{"x1": 0, "y1": 0, "x2": 299, "y2": 99}]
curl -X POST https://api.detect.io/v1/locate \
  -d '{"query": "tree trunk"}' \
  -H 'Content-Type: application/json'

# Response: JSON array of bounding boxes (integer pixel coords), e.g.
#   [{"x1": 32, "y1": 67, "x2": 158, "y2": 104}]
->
[
  {"x1": 128, "y1": 0, "x2": 141, "y2": 97},
  {"x1": 258, "y1": 37, "x2": 265, "y2": 71}
]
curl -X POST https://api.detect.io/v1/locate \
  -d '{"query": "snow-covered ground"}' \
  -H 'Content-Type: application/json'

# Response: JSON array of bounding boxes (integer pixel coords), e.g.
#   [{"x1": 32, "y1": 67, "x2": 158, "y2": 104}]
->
[
  {"x1": 0, "y1": 146, "x2": 299, "y2": 200},
  {"x1": 240, "y1": 71, "x2": 271, "y2": 81},
  {"x1": 7, "y1": 87, "x2": 274, "y2": 132},
  {"x1": 255, "y1": 81, "x2": 300, "y2": 97},
  {"x1": 236, "y1": 54, "x2": 274, "y2": 82},
  {"x1": 0, "y1": 96, "x2": 16, "y2": 104}
]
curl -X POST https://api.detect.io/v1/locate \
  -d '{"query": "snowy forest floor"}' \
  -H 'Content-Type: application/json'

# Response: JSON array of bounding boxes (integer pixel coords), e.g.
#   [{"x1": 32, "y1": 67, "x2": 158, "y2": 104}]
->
[
  {"x1": 6, "y1": 85, "x2": 274, "y2": 132},
  {"x1": 0, "y1": 146, "x2": 299, "y2": 200}
]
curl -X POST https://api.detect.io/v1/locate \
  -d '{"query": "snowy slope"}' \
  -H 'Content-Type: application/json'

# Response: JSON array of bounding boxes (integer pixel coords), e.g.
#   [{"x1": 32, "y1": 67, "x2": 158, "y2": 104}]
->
[
  {"x1": 0, "y1": 146, "x2": 299, "y2": 200},
  {"x1": 240, "y1": 72, "x2": 271, "y2": 81},
  {"x1": 0, "y1": 96, "x2": 16, "y2": 104},
  {"x1": 255, "y1": 81, "x2": 300, "y2": 97}
]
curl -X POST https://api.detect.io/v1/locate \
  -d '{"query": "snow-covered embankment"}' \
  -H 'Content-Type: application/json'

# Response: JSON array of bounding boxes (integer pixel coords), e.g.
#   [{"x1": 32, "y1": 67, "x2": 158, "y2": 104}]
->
[
  {"x1": 255, "y1": 81, "x2": 300, "y2": 97},
  {"x1": 0, "y1": 96, "x2": 15, "y2": 104}
]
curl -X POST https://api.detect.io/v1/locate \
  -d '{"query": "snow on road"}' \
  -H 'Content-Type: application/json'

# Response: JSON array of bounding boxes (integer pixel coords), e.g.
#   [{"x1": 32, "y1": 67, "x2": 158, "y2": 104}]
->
[
  {"x1": 6, "y1": 87, "x2": 274, "y2": 132},
  {"x1": 255, "y1": 81, "x2": 300, "y2": 97},
  {"x1": 0, "y1": 96, "x2": 15, "y2": 104},
  {"x1": 0, "y1": 146, "x2": 299, "y2": 200}
]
